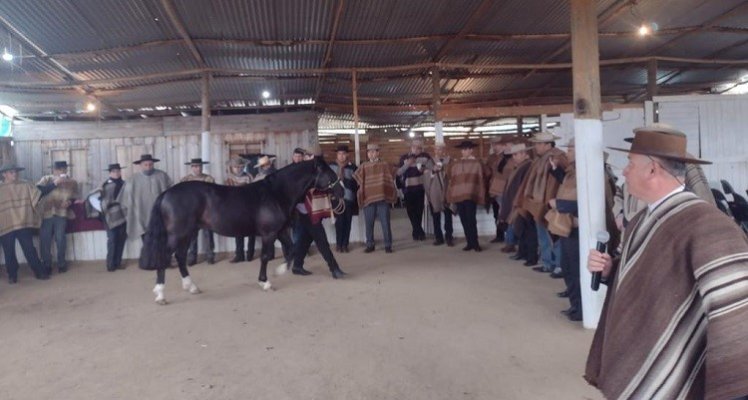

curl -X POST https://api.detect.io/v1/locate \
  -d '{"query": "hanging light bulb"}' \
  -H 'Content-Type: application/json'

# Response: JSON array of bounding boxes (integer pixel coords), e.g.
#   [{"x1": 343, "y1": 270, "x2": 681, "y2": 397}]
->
[
  {"x1": 2, "y1": 49, "x2": 13, "y2": 62},
  {"x1": 638, "y1": 24, "x2": 651, "y2": 36},
  {"x1": 85, "y1": 102, "x2": 97, "y2": 112},
  {"x1": 262, "y1": 90, "x2": 271, "y2": 99}
]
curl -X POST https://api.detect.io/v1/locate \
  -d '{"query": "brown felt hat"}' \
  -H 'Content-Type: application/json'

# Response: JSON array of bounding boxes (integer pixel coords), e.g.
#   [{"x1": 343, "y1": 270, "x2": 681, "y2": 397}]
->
[{"x1": 608, "y1": 123, "x2": 711, "y2": 165}]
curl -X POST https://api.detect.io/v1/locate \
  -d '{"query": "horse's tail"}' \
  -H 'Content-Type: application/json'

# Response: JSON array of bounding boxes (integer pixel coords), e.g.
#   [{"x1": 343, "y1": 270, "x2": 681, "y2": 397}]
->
[{"x1": 139, "y1": 194, "x2": 170, "y2": 270}]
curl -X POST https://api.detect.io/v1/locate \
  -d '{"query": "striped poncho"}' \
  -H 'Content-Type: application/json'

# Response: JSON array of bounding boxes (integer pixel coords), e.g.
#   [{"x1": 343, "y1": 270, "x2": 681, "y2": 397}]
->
[
  {"x1": 353, "y1": 159, "x2": 397, "y2": 208},
  {"x1": 0, "y1": 180, "x2": 43, "y2": 236},
  {"x1": 585, "y1": 191, "x2": 748, "y2": 400},
  {"x1": 445, "y1": 157, "x2": 487, "y2": 205}
]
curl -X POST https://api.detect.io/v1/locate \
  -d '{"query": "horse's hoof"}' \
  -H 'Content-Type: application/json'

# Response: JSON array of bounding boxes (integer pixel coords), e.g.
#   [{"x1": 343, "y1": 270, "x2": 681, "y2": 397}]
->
[
  {"x1": 331, "y1": 268, "x2": 347, "y2": 279},
  {"x1": 181, "y1": 277, "x2": 201, "y2": 294},
  {"x1": 258, "y1": 280, "x2": 272, "y2": 291},
  {"x1": 155, "y1": 298, "x2": 168, "y2": 305},
  {"x1": 274, "y1": 263, "x2": 288, "y2": 276}
]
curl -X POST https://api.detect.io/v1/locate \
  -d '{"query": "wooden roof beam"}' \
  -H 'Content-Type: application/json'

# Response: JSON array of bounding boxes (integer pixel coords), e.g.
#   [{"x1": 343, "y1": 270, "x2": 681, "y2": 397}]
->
[
  {"x1": 160, "y1": 0, "x2": 205, "y2": 68},
  {"x1": 313, "y1": 0, "x2": 346, "y2": 104}
]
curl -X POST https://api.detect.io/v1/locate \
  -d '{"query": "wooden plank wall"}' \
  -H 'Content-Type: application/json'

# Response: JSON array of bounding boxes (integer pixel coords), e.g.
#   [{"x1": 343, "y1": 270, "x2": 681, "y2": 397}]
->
[{"x1": 3, "y1": 112, "x2": 318, "y2": 266}]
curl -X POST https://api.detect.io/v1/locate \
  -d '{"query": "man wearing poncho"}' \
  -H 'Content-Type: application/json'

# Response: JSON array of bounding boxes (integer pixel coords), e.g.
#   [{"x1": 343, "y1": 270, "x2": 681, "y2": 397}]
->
[
  {"x1": 353, "y1": 143, "x2": 397, "y2": 253},
  {"x1": 586, "y1": 124, "x2": 748, "y2": 399},
  {"x1": 446, "y1": 140, "x2": 487, "y2": 252}
]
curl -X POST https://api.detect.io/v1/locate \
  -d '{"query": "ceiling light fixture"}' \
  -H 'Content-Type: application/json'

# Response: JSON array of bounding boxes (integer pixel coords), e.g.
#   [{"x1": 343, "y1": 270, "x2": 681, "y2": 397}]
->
[
  {"x1": 262, "y1": 90, "x2": 271, "y2": 99},
  {"x1": 85, "y1": 102, "x2": 97, "y2": 112},
  {"x1": 2, "y1": 49, "x2": 13, "y2": 62}
]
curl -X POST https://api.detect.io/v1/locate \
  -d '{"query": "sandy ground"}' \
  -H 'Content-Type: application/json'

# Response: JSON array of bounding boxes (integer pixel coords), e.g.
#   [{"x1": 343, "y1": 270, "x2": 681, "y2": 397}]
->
[{"x1": 0, "y1": 210, "x2": 602, "y2": 400}]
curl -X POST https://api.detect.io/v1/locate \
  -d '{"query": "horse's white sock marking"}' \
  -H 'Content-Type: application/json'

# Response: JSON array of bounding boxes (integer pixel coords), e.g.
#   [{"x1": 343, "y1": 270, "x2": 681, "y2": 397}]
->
[
  {"x1": 258, "y1": 280, "x2": 272, "y2": 291},
  {"x1": 181, "y1": 276, "x2": 201, "y2": 294},
  {"x1": 153, "y1": 284, "x2": 166, "y2": 305},
  {"x1": 275, "y1": 262, "x2": 288, "y2": 275}
]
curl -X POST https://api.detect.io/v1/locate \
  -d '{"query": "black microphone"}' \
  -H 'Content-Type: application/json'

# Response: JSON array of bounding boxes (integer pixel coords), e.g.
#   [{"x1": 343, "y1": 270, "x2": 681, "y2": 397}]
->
[{"x1": 591, "y1": 231, "x2": 611, "y2": 291}]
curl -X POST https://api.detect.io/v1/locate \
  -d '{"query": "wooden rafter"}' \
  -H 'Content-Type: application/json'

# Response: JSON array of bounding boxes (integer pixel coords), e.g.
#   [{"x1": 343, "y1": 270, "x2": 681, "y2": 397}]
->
[
  {"x1": 160, "y1": 0, "x2": 205, "y2": 68},
  {"x1": 313, "y1": 0, "x2": 346, "y2": 104},
  {"x1": 1, "y1": 57, "x2": 747, "y2": 91},
  {"x1": 45, "y1": 26, "x2": 748, "y2": 62}
]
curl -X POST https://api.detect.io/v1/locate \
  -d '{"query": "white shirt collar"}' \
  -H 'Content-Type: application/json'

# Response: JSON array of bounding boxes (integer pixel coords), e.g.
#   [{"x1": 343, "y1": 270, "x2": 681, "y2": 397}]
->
[{"x1": 648, "y1": 185, "x2": 685, "y2": 212}]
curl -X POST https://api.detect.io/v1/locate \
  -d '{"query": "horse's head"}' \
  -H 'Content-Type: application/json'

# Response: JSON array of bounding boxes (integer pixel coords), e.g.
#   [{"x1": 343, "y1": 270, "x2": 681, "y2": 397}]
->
[{"x1": 312, "y1": 156, "x2": 345, "y2": 200}]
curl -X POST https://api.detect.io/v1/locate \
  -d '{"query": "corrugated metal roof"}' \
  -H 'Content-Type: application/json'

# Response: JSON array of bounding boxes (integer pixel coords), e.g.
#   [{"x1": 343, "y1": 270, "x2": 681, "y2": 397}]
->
[
  {"x1": 174, "y1": 0, "x2": 337, "y2": 40},
  {"x1": 0, "y1": 0, "x2": 744, "y2": 123},
  {"x1": 199, "y1": 42, "x2": 325, "y2": 70},
  {"x1": 0, "y1": 0, "x2": 179, "y2": 54},
  {"x1": 336, "y1": 0, "x2": 483, "y2": 40},
  {"x1": 60, "y1": 42, "x2": 197, "y2": 83}
]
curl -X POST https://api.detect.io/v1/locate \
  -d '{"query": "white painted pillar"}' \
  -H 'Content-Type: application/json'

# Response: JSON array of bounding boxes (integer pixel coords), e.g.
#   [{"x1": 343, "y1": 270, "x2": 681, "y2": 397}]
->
[
  {"x1": 571, "y1": 0, "x2": 607, "y2": 329},
  {"x1": 575, "y1": 120, "x2": 607, "y2": 328},
  {"x1": 201, "y1": 72, "x2": 211, "y2": 173},
  {"x1": 434, "y1": 121, "x2": 444, "y2": 144}
]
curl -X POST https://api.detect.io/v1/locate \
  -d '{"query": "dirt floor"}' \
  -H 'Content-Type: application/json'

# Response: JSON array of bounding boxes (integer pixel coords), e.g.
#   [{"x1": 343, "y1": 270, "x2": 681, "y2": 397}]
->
[{"x1": 0, "y1": 210, "x2": 602, "y2": 400}]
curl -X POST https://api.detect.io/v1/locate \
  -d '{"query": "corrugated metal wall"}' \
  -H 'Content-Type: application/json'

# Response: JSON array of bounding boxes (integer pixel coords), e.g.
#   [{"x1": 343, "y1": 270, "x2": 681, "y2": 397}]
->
[{"x1": 4, "y1": 112, "x2": 318, "y2": 266}]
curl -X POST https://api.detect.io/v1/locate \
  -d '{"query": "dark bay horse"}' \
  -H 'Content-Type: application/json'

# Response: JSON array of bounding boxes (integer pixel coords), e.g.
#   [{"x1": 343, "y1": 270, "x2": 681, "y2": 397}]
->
[{"x1": 139, "y1": 156, "x2": 345, "y2": 304}]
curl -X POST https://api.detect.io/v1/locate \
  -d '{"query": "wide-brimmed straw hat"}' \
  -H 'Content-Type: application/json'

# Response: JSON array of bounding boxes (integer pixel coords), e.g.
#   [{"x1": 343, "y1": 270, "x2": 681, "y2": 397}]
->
[
  {"x1": 254, "y1": 155, "x2": 276, "y2": 168},
  {"x1": 608, "y1": 123, "x2": 711, "y2": 165},
  {"x1": 133, "y1": 154, "x2": 160, "y2": 164},
  {"x1": 0, "y1": 163, "x2": 24, "y2": 173},
  {"x1": 505, "y1": 143, "x2": 530, "y2": 155},
  {"x1": 528, "y1": 131, "x2": 561, "y2": 143}
]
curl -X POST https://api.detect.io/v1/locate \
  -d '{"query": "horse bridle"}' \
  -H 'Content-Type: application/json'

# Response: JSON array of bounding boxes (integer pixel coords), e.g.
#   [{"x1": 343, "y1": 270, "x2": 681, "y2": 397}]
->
[{"x1": 313, "y1": 175, "x2": 345, "y2": 214}]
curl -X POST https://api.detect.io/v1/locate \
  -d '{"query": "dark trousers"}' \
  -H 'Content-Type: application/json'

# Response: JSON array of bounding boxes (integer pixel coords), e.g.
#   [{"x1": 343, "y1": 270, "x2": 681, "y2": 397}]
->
[
  {"x1": 430, "y1": 205, "x2": 453, "y2": 242},
  {"x1": 456, "y1": 200, "x2": 479, "y2": 248},
  {"x1": 491, "y1": 199, "x2": 504, "y2": 240},
  {"x1": 292, "y1": 214, "x2": 340, "y2": 272},
  {"x1": 234, "y1": 236, "x2": 256, "y2": 261},
  {"x1": 560, "y1": 228, "x2": 581, "y2": 313},
  {"x1": 40, "y1": 216, "x2": 68, "y2": 272},
  {"x1": 1, "y1": 228, "x2": 47, "y2": 280},
  {"x1": 516, "y1": 215, "x2": 539, "y2": 263},
  {"x1": 404, "y1": 189, "x2": 426, "y2": 238},
  {"x1": 188, "y1": 229, "x2": 214, "y2": 261},
  {"x1": 106, "y1": 223, "x2": 127, "y2": 271},
  {"x1": 334, "y1": 200, "x2": 355, "y2": 248}
]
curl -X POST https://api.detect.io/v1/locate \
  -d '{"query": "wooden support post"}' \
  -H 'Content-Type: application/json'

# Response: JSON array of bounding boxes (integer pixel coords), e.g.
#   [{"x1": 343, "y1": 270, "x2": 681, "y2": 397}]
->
[
  {"x1": 201, "y1": 72, "x2": 211, "y2": 173},
  {"x1": 647, "y1": 58, "x2": 659, "y2": 100},
  {"x1": 352, "y1": 70, "x2": 361, "y2": 166},
  {"x1": 571, "y1": 0, "x2": 606, "y2": 329}
]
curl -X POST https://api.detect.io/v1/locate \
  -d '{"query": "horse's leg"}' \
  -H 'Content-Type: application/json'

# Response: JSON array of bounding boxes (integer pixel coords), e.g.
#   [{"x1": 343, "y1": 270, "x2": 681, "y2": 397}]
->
[
  {"x1": 274, "y1": 229, "x2": 293, "y2": 275},
  {"x1": 176, "y1": 244, "x2": 201, "y2": 294},
  {"x1": 153, "y1": 268, "x2": 167, "y2": 305},
  {"x1": 257, "y1": 237, "x2": 274, "y2": 291}
]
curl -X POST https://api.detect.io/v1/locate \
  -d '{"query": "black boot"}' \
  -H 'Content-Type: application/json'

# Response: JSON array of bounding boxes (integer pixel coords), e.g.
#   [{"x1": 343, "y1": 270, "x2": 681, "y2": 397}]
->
[
  {"x1": 246, "y1": 251, "x2": 254, "y2": 262},
  {"x1": 230, "y1": 254, "x2": 245, "y2": 263},
  {"x1": 292, "y1": 265, "x2": 312, "y2": 276},
  {"x1": 330, "y1": 266, "x2": 346, "y2": 279}
]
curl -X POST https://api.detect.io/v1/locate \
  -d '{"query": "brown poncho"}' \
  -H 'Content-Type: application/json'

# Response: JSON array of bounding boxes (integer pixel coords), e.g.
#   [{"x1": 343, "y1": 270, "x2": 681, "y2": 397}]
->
[
  {"x1": 0, "y1": 180, "x2": 43, "y2": 236},
  {"x1": 37, "y1": 175, "x2": 78, "y2": 219},
  {"x1": 585, "y1": 191, "x2": 748, "y2": 400},
  {"x1": 519, "y1": 147, "x2": 568, "y2": 223},
  {"x1": 446, "y1": 157, "x2": 487, "y2": 205},
  {"x1": 353, "y1": 159, "x2": 397, "y2": 208},
  {"x1": 180, "y1": 173, "x2": 215, "y2": 184}
]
